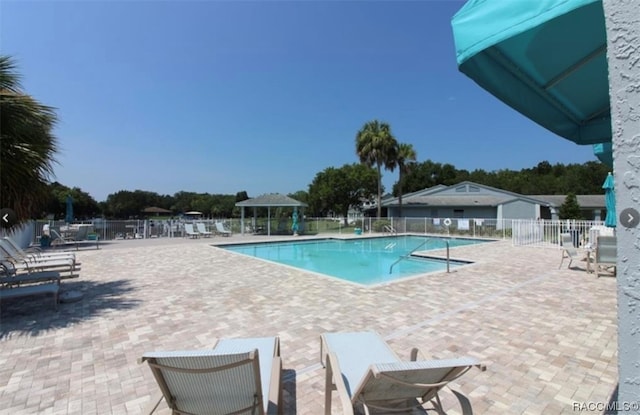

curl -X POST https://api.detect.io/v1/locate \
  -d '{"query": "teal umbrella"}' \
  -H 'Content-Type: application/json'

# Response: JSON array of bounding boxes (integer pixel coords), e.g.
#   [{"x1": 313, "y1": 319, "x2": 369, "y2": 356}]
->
[
  {"x1": 603, "y1": 172, "x2": 616, "y2": 228},
  {"x1": 291, "y1": 209, "x2": 299, "y2": 235},
  {"x1": 593, "y1": 142, "x2": 612, "y2": 167},
  {"x1": 452, "y1": 0, "x2": 610, "y2": 146},
  {"x1": 65, "y1": 195, "x2": 74, "y2": 224}
]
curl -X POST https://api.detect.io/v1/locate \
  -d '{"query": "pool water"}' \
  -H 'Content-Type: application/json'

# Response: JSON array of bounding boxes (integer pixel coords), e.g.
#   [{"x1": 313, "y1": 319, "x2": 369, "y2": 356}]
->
[{"x1": 222, "y1": 236, "x2": 487, "y2": 285}]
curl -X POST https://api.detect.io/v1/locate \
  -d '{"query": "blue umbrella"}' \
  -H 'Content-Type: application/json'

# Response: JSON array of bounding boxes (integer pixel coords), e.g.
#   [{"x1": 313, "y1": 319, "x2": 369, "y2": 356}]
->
[
  {"x1": 452, "y1": 0, "x2": 610, "y2": 146},
  {"x1": 602, "y1": 172, "x2": 616, "y2": 228},
  {"x1": 65, "y1": 195, "x2": 74, "y2": 224}
]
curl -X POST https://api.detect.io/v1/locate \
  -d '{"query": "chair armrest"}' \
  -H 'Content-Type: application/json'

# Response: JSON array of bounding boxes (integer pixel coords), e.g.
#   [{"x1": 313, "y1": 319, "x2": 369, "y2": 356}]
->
[
  {"x1": 267, "y1": 355, "x2": 282, "y2": 415},
  {"x1": 325, "y1": 352, "x2": 354, "y2": 415}
]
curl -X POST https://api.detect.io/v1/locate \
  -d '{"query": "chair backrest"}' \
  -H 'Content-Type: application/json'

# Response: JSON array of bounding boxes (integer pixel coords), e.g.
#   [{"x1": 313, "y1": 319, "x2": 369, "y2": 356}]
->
[
  {"x1": 184, "y1": 224, "x2": 196, "y2": 234},
  {"x1": 196, "y1": 223, "x2": 208, "y2": 233},
  {"x1": 596, "y1": 236, "x2": 617, "y2": 263},
  {"x1": 216, "y1": 222, "x2": 229, "y2": 233},
  {"x1": 141, "y1": 349, "x2": 264, "y2": 415},
  {"x1": 560, "y1": 233, "x2": 578, "y2": 255},
  {"x1": 352, "y1": 357, "x2": 479, "y2": 407}
]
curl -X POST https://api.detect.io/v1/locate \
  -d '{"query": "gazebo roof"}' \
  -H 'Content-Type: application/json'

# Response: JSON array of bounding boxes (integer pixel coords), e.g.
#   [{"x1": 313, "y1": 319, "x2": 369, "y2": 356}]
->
[{"x1": 235, "y1": 193, "x2": 308, "y2": 208}]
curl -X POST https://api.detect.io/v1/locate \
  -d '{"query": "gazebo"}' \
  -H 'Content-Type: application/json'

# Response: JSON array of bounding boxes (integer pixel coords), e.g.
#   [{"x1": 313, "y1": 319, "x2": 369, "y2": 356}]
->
[{"x1": 235, "y1": 194, "x2": 308, "y2": 236}]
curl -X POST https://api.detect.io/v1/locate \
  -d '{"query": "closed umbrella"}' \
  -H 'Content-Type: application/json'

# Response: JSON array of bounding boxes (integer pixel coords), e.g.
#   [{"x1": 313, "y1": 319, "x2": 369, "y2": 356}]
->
[
  {"x1": 603, "y1": 172, "x2": 616, "y2": 228},
  {"x1": 65, "y1": 195, "x2": 74, "y2": 223},
  {"x1": 452, "y1": 0, "x2": 610, "y2": 153}
]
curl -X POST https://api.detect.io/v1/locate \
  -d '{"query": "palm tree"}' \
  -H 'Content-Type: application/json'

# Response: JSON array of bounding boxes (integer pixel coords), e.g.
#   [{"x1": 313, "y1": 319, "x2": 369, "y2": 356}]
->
[
  {"x1": 395, "y1": 143, "x2": 417, "y2": 217},
  {"x1": 0, "y1": 56, "x2": 59, "y2": 225},
  {"x1": 355, "y1": 120, "x2": 398, "y2": 218}
]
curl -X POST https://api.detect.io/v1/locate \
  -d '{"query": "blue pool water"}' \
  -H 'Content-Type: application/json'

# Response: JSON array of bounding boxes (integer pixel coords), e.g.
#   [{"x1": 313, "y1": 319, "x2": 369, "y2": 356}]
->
[{"x1": 222, "y1": 236, "x2": 488, "y2": 285}]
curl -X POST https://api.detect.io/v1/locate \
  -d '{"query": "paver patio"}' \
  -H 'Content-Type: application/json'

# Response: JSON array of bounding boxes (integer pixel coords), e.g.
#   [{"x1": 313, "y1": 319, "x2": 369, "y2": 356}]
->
[{"x1": 0, "y1": 234, "x2": 618, "y2": 414}]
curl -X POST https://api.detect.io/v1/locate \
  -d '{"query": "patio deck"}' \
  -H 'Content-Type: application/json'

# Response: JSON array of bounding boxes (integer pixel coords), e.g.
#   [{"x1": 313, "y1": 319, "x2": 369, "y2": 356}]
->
[{"x1": 0, "y1": 235, "x2": 618, "y2": 414}]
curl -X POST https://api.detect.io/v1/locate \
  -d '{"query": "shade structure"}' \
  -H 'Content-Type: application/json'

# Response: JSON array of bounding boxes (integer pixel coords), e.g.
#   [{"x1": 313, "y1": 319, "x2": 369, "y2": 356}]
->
[
  {"x1": 452, "y1": 0, "x2": 610, "y2": 146},
  {"x1": 65, "y1": 195, "x2": 73, "y2": 223},
  {"x1": 603, "y1": 172, "x2": 616, "y2": 228}
]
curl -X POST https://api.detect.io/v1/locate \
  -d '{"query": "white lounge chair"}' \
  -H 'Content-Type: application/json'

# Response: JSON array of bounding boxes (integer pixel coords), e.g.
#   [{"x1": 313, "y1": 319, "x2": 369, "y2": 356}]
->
[
  {"x1": 559, "y1": 232, "x2": 586, "y2": 269},
  {"x1": 595, "y1": 235, "x2": 617, "y2": 278},
  {"x1": 140, "y1": 336, "x2": 282, "y2": 414},
  {"x1": 196, "y1": 223, "x2": 213, "y2": 238},
  {"x1": 321, "y1": 331, "x2": 485, "y2": 415},
  {"x1": 2, "y1": 237, "x2": 76, "y2": 262},
  {"x1": 184, "y1": 223, "x2": 200, "y2": 239},
  {"x1": 215, "y1": 221, "x2": 231, "y2": 237}
]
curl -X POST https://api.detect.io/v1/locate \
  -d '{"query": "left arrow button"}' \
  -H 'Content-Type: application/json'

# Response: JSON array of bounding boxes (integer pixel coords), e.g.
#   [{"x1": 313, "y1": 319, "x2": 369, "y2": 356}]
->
[{"x1": 0, "y1": 208, "x2": 17, "y2": 228}]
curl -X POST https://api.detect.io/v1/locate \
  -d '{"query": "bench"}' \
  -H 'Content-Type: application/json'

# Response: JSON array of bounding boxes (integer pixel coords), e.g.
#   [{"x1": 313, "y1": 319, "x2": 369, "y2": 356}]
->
[{"x1": 0, "y1": 283, "x2": 59, "y2": 310}]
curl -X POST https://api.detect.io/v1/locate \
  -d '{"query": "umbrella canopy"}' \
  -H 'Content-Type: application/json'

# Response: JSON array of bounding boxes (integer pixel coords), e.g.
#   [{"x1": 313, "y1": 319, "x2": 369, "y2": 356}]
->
[
  {"x1": 452, "y1": 0, "x2": 610, "y2": 146},
  {"x1": 602, "y1": 172, "x2": 616, "y2": 228},
  {"x1": 65, "y1": 195, "x2": 73, "y2": 223}
]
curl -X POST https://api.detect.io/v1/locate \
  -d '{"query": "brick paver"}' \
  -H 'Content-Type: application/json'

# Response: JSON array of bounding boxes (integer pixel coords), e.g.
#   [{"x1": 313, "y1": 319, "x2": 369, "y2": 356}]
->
[{"x1": 0, "y1": 235, "x2": 618, "y2": 414}]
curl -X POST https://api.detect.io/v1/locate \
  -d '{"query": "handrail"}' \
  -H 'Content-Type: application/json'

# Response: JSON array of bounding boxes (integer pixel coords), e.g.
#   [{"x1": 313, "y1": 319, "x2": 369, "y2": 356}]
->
[{"x1": 389, "y1": 239, "x2": 451, "y2": 274}]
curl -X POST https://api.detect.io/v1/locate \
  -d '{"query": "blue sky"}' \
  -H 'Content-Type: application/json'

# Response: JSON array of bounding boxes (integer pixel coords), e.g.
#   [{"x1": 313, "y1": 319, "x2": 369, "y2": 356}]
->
[{"x1": 2, "y1": 0, "x2": 597, "y2": 202}]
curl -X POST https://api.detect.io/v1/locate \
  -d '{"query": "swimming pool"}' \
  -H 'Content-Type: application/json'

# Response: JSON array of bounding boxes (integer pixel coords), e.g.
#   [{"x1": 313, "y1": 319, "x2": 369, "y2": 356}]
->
[{"x1": 222, "y1": 236, "x2": 488, "y2": 285}]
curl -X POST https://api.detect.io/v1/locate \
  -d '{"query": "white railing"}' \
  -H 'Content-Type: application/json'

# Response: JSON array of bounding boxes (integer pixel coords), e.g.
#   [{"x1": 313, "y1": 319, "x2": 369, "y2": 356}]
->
[
  {"x1": 511, "y1": 219, "x2": 607, "y2": 248},
  {"x1": 13, "y1": 218, "x2": 609, "y2": 251}
]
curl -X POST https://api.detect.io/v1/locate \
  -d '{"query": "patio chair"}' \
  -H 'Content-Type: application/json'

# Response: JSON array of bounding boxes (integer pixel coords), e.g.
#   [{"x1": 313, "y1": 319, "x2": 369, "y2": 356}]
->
[
  {"x1": 320, "y1": 331, "x2": 485, "y2": 415},
  {"x1": 559, "y1": 233, "x2": 586, "y2": 269},
  {"x1": 184, "y1": 223, "x2": 200, "y2": 239},
  {"x1": 140, "y1": 336, "x2": 282, "y2": 415},
  {"x1": 195, "y1": 223, "x2": 213, "y2": 238},
  {"x1": 0, "y1": 246, "x2": 79, "y2": 276},
  {"x1": 2, "y1": 237, "x2": 76, "y2": 262},
  {"x1": 215, "y1": 221, "x2": 232, "y2": 237},
  {"x1": 595, "y1": 235, "x2": 617, "y2": 278}
]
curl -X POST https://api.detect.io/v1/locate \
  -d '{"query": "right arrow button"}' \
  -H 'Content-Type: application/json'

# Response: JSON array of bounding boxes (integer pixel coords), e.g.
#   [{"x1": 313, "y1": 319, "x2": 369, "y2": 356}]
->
[{"x1": 620, "y1": 208, "x2": 640, "y2": 228}]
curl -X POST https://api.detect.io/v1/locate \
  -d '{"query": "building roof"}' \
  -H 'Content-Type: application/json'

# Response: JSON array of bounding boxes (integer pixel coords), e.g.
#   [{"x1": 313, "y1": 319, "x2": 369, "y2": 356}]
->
[
  {"x1": 403, "y1": 194, "x2": 512, "y2": 207},
  {"x1": 235, "y1": 193, "x2": 308, "y2": 208},
  {"x1": 529, "y1": 195, "x2": 605, "y2": 208}
]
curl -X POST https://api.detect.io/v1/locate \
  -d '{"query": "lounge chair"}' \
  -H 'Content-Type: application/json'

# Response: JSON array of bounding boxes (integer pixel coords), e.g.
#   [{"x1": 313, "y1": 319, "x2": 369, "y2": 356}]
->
[
  {"x1": 1, "y1": 237, "x2": 76, "y2": 262},
  {"x1": 0, "y1": 247, "x2": 79, "y2": 276},
  {"x1": 321, "y1": 331, "x2": 485, "y2": 415},
  {"x1": 215, "y1": 221, "x2": 232, "y2": 237},
  {"x1": 184, "y1": 223, "x2": 200, "y2": 239},
  {"x1": 50, "y1": 228, "x2": 99, "y2": 250},
  {"x1": 595, "y1": 235, "x2": 617, "y2": 278},
  {"x1": 140, "y1": 336, "x2": 282, "y2": 415},
  {"x1": 196, "y1": 223, "x2": 213, "y2": 238},
  {"x1": 559, "y1": 232, "x2": 586, "y2": 269},
  {"x1": 0, "y1": 282, "x2": 60, "y2": 310}
]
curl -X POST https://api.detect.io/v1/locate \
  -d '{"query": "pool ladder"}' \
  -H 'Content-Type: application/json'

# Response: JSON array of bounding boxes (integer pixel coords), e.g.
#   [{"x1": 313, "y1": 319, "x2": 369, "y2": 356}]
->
[{"x1": 389, "y1": 239, "x2": 451, "y2": 274}]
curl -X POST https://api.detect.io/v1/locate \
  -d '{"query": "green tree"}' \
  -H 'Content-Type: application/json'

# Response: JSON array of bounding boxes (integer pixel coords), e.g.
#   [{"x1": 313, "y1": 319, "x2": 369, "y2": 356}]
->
[
  {"x1": 559, "y1": 192, "x2": 583, "y2": 219},
  {"x1": 308, "y1": 164, "x2": 377, "y2": 224},
  {"x1": 0, "y1": 56, "x2": 59, "y2": 224},
  {"x1": 355, "y1": 120, "x2": 398, "y2": 218},
  {"x1": 44, "y1": 182, "x2": 100, "y2": 219},
  {"x1": 394, "y1": 142, "x2": 417, "y2": 217}
]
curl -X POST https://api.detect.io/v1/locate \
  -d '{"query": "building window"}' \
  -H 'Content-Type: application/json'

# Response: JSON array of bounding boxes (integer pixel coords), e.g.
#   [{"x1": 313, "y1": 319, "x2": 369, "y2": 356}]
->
[
  {"x1": 455, "y1": 186, "x2": 466, "y2": 192},
  {"x1": 469, "y1": 186, "x2": 480, "y2": 192},
  {"x1": 454, "y1": 209, "x2": 464, "y2": 218}
]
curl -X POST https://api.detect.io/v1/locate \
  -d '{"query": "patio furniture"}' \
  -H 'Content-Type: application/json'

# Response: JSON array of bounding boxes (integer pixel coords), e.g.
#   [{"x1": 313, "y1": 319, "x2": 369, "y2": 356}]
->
[
  {"x1": 0, "y1": 282, "x2": 60, "y2": 310},
  {"x1": 215, "y1": 222, "x2": 232, "y2": 237},
  {"x1": 195, "y1": 223, "x2": 213, "y2": 238},
  {"x1": 140, "y1": 336, "x2": 282, "y2": 414},
  {"x1": 559, "y1": 232, "x2": 586, "y2": 269},
  {"x1": 595, "y1": 235, "x2": 617, "y2": 278},
  {"x1": 320, "y1": 331, "x2": 484, "y2": 415},
  {"x1": 183, "y1": 223, "x2": 200, "y2": 239},
  {"x1": 1, "y1": 237, "x2": 76, "y2": 262}
]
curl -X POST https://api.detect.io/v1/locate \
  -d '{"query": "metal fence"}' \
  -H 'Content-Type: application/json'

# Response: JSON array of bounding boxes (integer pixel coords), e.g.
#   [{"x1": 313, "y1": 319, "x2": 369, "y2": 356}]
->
[
  {"x1": 511, "y1": 219, "x2": 609, "y2": 248},
  {"x1": 18, "y1": 218, "x2": 612, "y2": 250}
]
